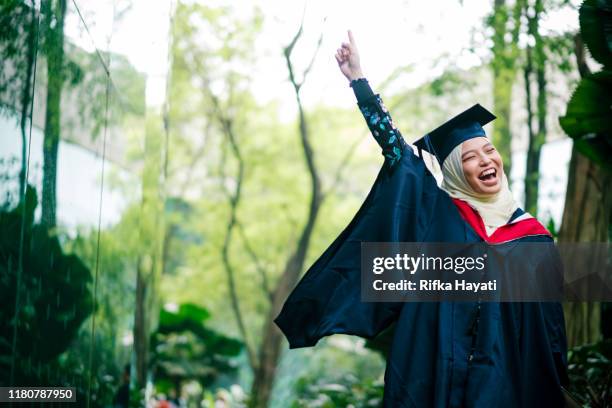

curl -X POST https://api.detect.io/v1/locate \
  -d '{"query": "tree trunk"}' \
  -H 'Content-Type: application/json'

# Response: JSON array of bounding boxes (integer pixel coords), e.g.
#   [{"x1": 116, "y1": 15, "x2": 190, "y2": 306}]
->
[
  {"x1": 249, "y1": 99, "x2": 323, "y2": 407},
  {"x1": 134, "y1": 260, "x2": 149, "y2": 387},
  {"x1": 250, "y1": 215, "x2": 321, "y2": 408},
  {"x1": 524, "y1": 0, "x2": 547, "y2": 215},
  {"x1": 558, "y1": 33, "x2": 612, "y2": 347},
  {"x1": 216, "y1": 108, "x2": 258, "y2": 371},
  {"x1": 248, "y1": 25, "x2": 324, "y2": 408},
  {"x1": 132, "y1": 114, "x2": 167, "y2": 391},
  {"x1": 19, "y1": 4, "x2": 38, "y2": 202},
  {"x1": 523, "y1": 44, "x2": 536, "y2": 211},
  {"x1": 558, "y1": 147, "x2": 611, "y2": 346},
  {"x1": 490, "y1": 0, "x2": 523, "y2": 176},
  {"x1": 41, "y1": 0, "x2": 66, "y2": 229}
]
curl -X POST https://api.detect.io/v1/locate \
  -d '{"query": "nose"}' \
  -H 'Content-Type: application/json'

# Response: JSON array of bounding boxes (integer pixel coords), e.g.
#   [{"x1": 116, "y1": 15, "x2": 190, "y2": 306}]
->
[{"x1": 478, "y1": 152, "x2": 492, "y2": 166}]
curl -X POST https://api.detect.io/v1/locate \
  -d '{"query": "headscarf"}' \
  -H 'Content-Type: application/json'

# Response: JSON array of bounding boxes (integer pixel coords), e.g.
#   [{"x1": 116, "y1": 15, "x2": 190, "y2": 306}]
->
[{"x1": 440, "y1": 138, "x2": 519, "y2": 235}]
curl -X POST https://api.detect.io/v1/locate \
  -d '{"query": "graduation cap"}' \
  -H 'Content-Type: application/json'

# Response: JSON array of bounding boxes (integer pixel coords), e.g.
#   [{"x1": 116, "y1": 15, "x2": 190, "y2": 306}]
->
[{"x1": 414, "y1": 104, "x2": 496, "y2": 166}]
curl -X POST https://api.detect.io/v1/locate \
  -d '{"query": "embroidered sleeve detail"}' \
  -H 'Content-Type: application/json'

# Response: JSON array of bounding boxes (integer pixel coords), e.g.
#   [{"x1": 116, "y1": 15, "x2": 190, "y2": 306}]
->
[{"x1": 357, "y1": 94, "x2": 406, "y2": 168}]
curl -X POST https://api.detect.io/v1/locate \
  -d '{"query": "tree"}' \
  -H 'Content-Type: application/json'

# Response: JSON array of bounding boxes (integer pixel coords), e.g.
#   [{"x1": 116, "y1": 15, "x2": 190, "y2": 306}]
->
[
  {"x1": 0, "y1": 1, "x2": 39, "y2": 203},
  {"x1": 522, "y1": 0, "x2": 578, "y2": 216},
  {"x1": 40, "y1": 0, "x2": 67, "y2": 228},
  {"x1": 166, "y1": 4, "x2": 370, "y2": 406},
  {"x1": 558, "y1": 0, "x2": 612, "y2": 347},
  {"x1": 523, "y1": 0, "x2": 547, "y2": 215},
  {"x1": 250, "y1": 16, "x2": 326, "y2": 408},
  {"x1": 488, "y1": 0, "x2": 523, "y2": 176},
  {"x1": 133, "y1": 110, "x2": 168, "y2": 388}
]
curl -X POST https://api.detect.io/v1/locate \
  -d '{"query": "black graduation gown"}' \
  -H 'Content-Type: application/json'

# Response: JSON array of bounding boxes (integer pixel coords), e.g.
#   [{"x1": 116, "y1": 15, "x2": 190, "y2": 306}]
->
[{"x1": 273, "y1": 79, "x2": 568, "y2": 407}]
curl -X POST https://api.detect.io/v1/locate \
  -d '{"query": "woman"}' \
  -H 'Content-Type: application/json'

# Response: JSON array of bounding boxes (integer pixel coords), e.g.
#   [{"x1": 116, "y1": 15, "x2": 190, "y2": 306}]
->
[{"x1": 274, "y1": 30, "x2": 569, "y2": 407}]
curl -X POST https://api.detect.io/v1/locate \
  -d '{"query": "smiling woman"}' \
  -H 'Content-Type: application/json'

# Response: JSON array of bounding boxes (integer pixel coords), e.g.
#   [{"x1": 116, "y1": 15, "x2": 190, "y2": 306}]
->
[
  {"x1": 440, "y1": 136, "x2": 520, "y2": 237},
  {"x1": 274, "y1": 29, "x2": 570, "y2": 408},
  {"x1": 460, "y1": 138, "x2": 502, "y2": 194}
]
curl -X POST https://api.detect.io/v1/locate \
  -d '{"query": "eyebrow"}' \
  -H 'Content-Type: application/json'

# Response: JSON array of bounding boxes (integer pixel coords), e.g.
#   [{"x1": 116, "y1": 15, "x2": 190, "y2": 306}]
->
[{"x1": 461, "y1": 143, "x2": 493, "y2": 158}]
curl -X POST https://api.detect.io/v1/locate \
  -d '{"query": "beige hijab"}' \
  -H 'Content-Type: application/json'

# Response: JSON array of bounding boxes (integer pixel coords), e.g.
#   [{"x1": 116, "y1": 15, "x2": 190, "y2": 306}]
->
[{"x1": 440, "y1": 139, "x2": 519, "y2": 235}]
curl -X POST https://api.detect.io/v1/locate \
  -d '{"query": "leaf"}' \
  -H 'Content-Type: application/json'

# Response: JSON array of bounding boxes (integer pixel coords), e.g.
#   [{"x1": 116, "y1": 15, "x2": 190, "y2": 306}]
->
[
  {"x1": 559, "y1": 70, "x2": 612, "y2": 168},
  {"x1": 579, "y1": 0, "x2": 612, "y2": 70},
  {"x1": 178, "y1": 303, "x2": 211, "y2": 323}
]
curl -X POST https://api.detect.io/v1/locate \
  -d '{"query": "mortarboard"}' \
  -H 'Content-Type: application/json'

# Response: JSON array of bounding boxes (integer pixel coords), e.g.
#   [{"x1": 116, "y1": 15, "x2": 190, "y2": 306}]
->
[{"x1": 413, "y1": 104, "x2": 496, "y2": 166}]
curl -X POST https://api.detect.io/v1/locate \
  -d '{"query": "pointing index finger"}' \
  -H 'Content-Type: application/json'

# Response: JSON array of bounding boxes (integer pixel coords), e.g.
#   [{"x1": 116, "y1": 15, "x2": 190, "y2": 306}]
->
[{"x1": 348, "y1": 29, "x2": 356, "y2": 46}]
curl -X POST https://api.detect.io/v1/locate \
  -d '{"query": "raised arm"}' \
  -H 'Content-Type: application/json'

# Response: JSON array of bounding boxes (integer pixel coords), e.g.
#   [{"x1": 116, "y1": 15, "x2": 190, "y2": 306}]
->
[
  {"x1": 335, "y1": 30, "x2": 407, "y2": 168},
  {"x1": 350, "y1": 78, "x2": 406, "y2": 167}
]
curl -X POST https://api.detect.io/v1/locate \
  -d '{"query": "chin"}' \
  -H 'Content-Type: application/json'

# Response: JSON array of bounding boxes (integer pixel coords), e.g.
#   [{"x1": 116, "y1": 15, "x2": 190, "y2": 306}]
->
[
  {"x1": 477, "y1": 183, "x2": 502, "y2": 195},
  {"x1": 469, "y1": 178, "x2": 502, "y2": 195}
]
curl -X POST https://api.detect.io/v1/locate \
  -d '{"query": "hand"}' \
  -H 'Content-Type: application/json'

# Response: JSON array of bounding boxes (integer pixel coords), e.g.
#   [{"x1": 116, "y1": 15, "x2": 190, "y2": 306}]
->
[{"x1": 335, "y1": 29, "x2": 364, "y2": 82}]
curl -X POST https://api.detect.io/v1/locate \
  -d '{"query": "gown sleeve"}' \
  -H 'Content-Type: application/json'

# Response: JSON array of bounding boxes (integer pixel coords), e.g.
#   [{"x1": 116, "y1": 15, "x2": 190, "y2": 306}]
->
[
  {"x1": 273, "y1": 78, "x2": 441, "y2": 349},
  {"x1": 350, "y1": 78, "x2": 407, "y2": 170}
]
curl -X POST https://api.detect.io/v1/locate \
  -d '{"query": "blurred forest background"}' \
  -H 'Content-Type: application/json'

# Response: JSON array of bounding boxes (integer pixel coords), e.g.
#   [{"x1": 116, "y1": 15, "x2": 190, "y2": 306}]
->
[{"x1": 0, "y1": 0, "x2": 610, "y2": 407}]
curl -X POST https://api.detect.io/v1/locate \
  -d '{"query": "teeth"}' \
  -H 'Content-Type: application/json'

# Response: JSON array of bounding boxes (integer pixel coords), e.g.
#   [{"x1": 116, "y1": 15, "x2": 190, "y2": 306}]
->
[{"x1": 480, "y1": 169, "x2": 496, "y2": 178}]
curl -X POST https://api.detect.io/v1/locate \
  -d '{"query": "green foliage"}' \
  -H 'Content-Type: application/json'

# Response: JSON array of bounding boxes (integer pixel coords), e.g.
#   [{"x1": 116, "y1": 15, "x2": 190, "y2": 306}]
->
[
  {"x1": 428, "y1": 69, "x2": 464, "y2": 97},
  {"x1": 163, "y1": 197, "x2": 202, "y2": 276},
  {"x1": 580, "y1": 0, "x2": 612, "y2": 69},
  {"x1": 51, "y1": 343, "x2": 119, "y2": 407},
  {"x1": 62, "y1": 211, "x2": 141, "y2": 406},
  {"x1": 291, "y1": 373, "x2": 384, "y2": 408},
  {"x1": 64, "y1": 45, "x2": 146, "y2": 141},
  {"x1": 0, "y1": 0, "x2": 36, "y2": 116},
  {"x1": 567, "y1": 339, "x2": 612, "y2": 407},
  {"x1": 559, "y1": 0, "x2": 612, "y2": 170},
  {"x1": 544, "y1": 32, "x2": 579, "y2": 75},
  {"x1": 150, "y1": 303, "x2": 243, "y2": 392},
  {"x1": 0, "y1": 0, "x2": 144, "y2": 138},
  {"x1": 559, "y1": 69, "x2": 612, "y2": 169},
  {"x1": 559, "y1": 70, "x2": 612, "y2": 136},
  {"x1": 0, "y1": 185, "x2": 93, "y2": 383},
  {"x1": 546, "y1": 217, "x2": 559, "y2": 240},
  {"x1": 66, "y1": 221, "x2": 138, "y2": 340},
  {"x1": 130, "y1": 387, "x2": 146, "y2": 408},
  {"x1": 163, "y1": 0, "x2": 278, "y2": 340}
]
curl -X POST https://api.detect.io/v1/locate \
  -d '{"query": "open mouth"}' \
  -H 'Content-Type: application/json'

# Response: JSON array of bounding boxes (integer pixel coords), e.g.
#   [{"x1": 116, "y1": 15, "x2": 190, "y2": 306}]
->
[{"x1": 478, "y1": 168, "x2": 497, "y2": 184}]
